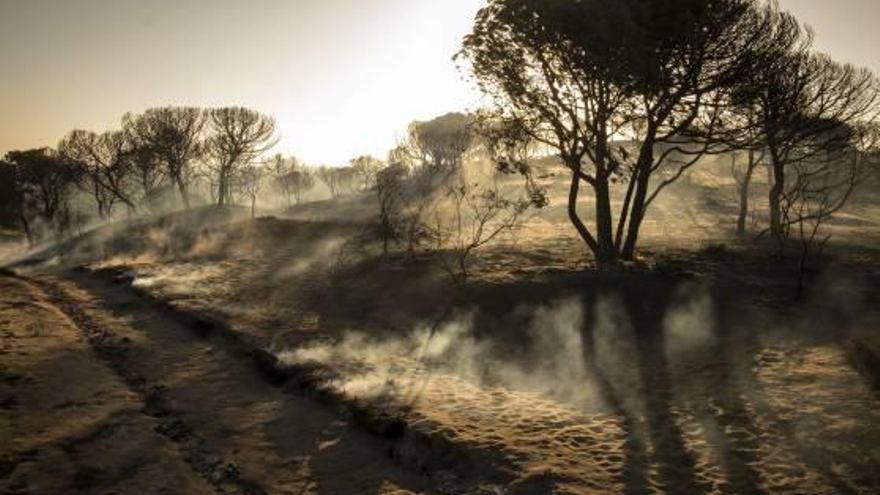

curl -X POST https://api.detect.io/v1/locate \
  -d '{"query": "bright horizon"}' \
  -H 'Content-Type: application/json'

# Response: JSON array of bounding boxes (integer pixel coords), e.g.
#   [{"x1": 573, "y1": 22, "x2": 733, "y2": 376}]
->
[{"x1": 1, "y1": 0, "x2": 877, "y2": 165}]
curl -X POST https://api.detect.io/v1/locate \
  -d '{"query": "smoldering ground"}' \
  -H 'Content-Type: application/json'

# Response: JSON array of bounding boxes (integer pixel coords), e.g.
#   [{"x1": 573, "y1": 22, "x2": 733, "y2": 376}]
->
[
  {"x1": 275, "y1": 269, "x2": 880, "y2": 492},
  {"x1": 3, "y1": 145, "x2": 880, "y2": 493},
  {"x1": 276, "y1": 280, "x2": 731, "y2": 413}
]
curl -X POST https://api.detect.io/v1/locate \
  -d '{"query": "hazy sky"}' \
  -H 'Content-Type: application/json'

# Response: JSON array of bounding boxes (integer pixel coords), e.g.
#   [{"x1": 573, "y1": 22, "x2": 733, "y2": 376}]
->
[{"x1": 1, "y1": 0, "x2": 878, "y2": 164}]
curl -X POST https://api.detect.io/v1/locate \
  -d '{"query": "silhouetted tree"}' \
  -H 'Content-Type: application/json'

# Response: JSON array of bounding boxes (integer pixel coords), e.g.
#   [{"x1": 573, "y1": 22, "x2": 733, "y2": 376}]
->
[
  {"x1": 238, "y1": 164, "x2": 267, "y2": 218},
  {"x1": 288, "y1": 166, "x2": 316, "y2": 206},
  {"x1": 460, "y1": 0, "x2": 789, "y2": 263},
  {"x1": 0, "y1": 160, "x2": 27, "y2": 240},
  {"x1": 4, "y1": 148, "x2": 80, "y2": 241},
  {"x1": 738, "y1": 50, "x2": 880, "y2": 244},
  {"x1": 317, "y1": 166, "x2": 357, "y2": 199},
  {"x1": 375, "y1": 162, "x2": 409, "y2": 255},
  {"x1": 122, "y1": 122, "x2": 167, "y2": 206},
  {"x1": 124, "y1": 107, "x2": 206, "y2": 209},
  {"x1": 432, "y1": 172, "x2": 534, "y2": 285},
  {"x1": 205, "y1": 107, "x2": 277, "y2": 206},
  {"x1": 350, "y1": 155, "x2": 384, "y2": 191},
  {"x1": 392, "y1": 113, "x2": 478, "y2": 251},
  {"x1": 58, "y1": 129, "x2": 137, "y2": 217},
  {"x1": 407, "y1": 113, "x2": 475, "y2": 172},
  {"x1": 269, "y1": 154, "x2": 315, "y2": 207},
  {"x1": 730, "y1": 148, "x2": 766, "y2": 237}
]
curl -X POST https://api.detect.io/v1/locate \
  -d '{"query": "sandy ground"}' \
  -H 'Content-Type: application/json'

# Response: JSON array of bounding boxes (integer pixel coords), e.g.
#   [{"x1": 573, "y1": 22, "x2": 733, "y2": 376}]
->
[
  {"x1": 3, "y1": 168, "x2": 880, "y2": 494},
  {"x1": 18, "y1": 221, "x2": 877, "y2": 494},
  {"x1": 0, "y1": 272, "x2": 436, "y2": 494},
  {"x1": 0, "y1": 274, "x2": 214, "y2": 495},
  {"x1": 272, "y1": 301, "x2": 880, "y2": 494}
]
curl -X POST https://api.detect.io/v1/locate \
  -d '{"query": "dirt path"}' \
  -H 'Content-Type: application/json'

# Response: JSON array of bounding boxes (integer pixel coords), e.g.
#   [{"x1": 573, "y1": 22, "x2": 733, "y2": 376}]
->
[
  {"x1": 0, "y1": 272, "x2": 436, "y2": 495},
  {"x1": 0, "y1": 274, "x2": 215, "y2": 494}
]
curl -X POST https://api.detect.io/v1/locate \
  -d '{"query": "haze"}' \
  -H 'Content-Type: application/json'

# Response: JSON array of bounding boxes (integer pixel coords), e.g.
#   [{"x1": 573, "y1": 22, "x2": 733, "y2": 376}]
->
[
  {"x1": 3, "y1": 1, "x2": 880, "y2": 493},
  {"x1": 0, "y1": 0, "x2": 876, "y2": 164}
]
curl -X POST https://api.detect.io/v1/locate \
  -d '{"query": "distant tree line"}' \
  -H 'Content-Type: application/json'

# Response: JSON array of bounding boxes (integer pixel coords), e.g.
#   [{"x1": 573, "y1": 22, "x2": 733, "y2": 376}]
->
[
  {"x1": 1, "y1": 106, "x2": 282, "y2": 241},
  {"x1": 2, "y1": 105, "x2": 379, "y2": 243}
]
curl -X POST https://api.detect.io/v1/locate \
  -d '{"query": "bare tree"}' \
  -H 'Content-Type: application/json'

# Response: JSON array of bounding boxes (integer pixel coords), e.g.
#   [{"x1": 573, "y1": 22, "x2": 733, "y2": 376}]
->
[
  {"x1": 730, "y1": 148, "x2": 767, "y2": 237},
  {"x1": 269, "y1": 154, "x2": 293, "y2": 206},
  {"x1": 317, "y1": 166, "x2": 357, "y2": 199},
  {"x1": 205, "y1": 107, "x2": 277, "y2": 206},
  {"x1": 58, "y1": 129, "x2": 137, "y2": 217},
  {"x1": 432, "y1": 172, "x2": 534, "y2": 285},
  {"x1": 122, "y1": 123, "x2": 167, "y2": 206},
  {"x1": 238, "y1": 164, "x2": 267, "y2": 218},
  {"x1": 738, "y1": 43, "x2": 880, "y2": 243},
  {"x1": 792, "y1": 178, "x2": 833, "y2": 298},
  {"x1": 124, "y1": 107, "x2": 206, "y2": 209},
  {"x1": 317, "y1": 166, "x2": 341, "y2": 198},
  {"x1": 350, "y1": 155, "x2": 384, "y2": 191},
  {"x1": 459, "y1": 0, "x2": 794, "y2": 264},
  {"x1": 288, "y1": 166, "x2": 316, "y2": 205},
  {"x1": 781, "y1": 123, "x2": 879, "y2": 238}
]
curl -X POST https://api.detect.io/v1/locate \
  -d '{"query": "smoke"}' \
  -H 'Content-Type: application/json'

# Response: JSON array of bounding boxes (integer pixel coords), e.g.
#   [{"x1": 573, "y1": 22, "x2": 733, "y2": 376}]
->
[
  {"x1": 279, "y1": 297, "x2": 610, "y2": 411},
  {"x1": 273, "y1": 235, "x2": 351, "y2": 280},
  {"x1": 0, "y1": 231, "x2": 27, "y2": 266},
  {"x1": 275, "y1": 280, "x2": 729, "y2": 419},
  {"x1": 663, "y1": 283, "x2": 717, "y2": 358}
]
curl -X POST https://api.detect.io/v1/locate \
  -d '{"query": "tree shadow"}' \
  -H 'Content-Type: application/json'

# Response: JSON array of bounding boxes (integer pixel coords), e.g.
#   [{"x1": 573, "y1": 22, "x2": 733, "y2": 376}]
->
[{"x1": 578, "y1": 283, "x2": 713, "y2": 495}]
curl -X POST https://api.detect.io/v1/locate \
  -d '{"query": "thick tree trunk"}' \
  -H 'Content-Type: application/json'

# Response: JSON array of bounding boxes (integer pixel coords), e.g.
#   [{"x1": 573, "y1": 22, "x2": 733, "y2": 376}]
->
[
  {"x1": 620, "y1": 176, "x2": 648, "y2": 261},
  {"x1": 593, "y1": 177, "x2": 616, "y2": 264}
]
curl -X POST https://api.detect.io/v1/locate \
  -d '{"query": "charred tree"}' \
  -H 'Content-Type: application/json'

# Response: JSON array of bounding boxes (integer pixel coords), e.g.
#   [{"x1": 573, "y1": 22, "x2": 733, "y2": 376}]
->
[{"x1": 459, "y1": 0, "x2": 798, "y2": 264}]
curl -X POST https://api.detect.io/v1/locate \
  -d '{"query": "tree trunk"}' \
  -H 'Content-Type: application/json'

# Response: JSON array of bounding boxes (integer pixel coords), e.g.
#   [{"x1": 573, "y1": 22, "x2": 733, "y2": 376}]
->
[
  {"x1": 18, "y1": 212, "x2": 33, "y2": 246},
  {"x1": 566, "y1": 163, "x2": 600, "y2": 259},
  {"x1": 768, "y1": 146, "x2": 785, "y2": 244},
  {"x1": 173, "y1": 171, "x2": 191, "y2": 210},
  {"x1": 593, "y1": 176, "x2": 616, "y2": 264},
  {"x1": 736, "y1": 150, "x2": 757, "y2": 237},
  {"x1": 217, "y1": 171, "x2": 228, "y2": 207},
  {"x1": 620, "y1": 145, "x2": 654, "y2": 261},
  {"x1": 251, "y1": 197, "x2": 256, "y2": 218},
  {"x1": 796, "y1": 243, "x2": 808, "y2": 299},
  {"x1": 93, "y1": 180, "x2": 106, "y2": 219}
]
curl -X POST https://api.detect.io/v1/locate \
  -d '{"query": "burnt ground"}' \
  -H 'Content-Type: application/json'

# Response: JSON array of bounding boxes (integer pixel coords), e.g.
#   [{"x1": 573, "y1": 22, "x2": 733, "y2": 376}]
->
[
  {"x1": 0, "y1": 271, "x2": 444, "y2": 494},
  {"x1": 3, "y1": 169, "x2": 880, "y2": 494}
]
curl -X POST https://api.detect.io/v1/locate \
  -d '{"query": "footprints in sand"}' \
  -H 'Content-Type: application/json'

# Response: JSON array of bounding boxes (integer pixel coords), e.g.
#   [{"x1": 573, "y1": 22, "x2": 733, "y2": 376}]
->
[{"x1": 286, "y1": 337, "x2": 880, "y2": 493}]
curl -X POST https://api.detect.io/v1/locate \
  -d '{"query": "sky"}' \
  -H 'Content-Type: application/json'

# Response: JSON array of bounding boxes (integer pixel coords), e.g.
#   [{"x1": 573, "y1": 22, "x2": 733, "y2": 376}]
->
[{"x1": 0, "y1": 0, "x2": 878, "y2": 165}]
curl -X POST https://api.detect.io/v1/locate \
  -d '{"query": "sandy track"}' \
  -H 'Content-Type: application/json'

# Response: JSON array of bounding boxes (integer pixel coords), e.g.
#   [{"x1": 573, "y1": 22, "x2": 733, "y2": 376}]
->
[
  {"x1": 0, "y1": 274, "x2": 214, "y2": 494},
  {"x1": 0, "y1": 272, "x2": 436, "y2": 495}
]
